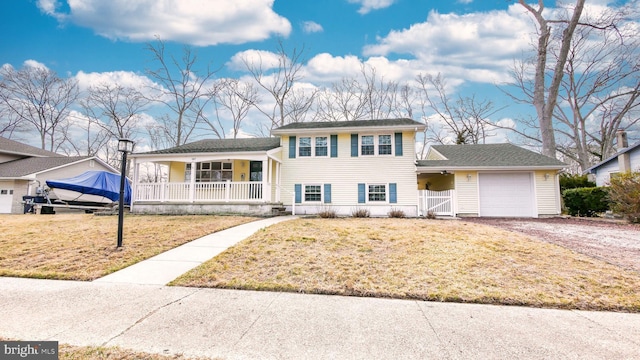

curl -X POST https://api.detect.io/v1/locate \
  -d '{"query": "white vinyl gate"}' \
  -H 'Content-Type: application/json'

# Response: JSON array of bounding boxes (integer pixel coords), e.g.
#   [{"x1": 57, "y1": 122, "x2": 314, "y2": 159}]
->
[{"x1": 418, "y1": 190, "x2": 455, "y2": 217}]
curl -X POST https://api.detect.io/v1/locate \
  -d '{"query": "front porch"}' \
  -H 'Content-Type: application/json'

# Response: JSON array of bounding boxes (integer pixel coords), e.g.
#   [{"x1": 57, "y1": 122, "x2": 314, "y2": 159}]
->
[{"x1": 128, "y1": 138, "x2": 284, "y2": 215}]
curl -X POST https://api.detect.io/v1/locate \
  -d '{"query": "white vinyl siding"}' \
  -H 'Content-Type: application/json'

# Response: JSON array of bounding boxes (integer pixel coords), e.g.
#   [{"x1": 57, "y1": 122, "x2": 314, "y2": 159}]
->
[
  {"x1": 454, "y1": 171, "x2": 478, "y2": 215},
  {"x1": 535, "y1": 170, "x2": 561, "y2": 216},
  {"x1": 281, "y1": 132, "x2": 417, "y2": 216}
]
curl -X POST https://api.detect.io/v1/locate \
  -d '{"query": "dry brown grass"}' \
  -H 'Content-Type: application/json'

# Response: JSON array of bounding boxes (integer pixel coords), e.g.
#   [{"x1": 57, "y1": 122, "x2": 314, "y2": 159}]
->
[
  {"x1": 58, "y1": 343, "x2": 216, "y2": 360},
  {"x1": 0, "y1": 214, "x2": 256, "y2": 281},
  {"x1": 173, "y1": 218, "x2": 640, "y2": 312}
]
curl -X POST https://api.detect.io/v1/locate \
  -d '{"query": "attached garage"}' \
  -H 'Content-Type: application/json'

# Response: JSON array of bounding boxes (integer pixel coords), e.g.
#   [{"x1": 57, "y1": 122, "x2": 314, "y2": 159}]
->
[
  {"x1": 416, "y1": 143, "x2": 566, "y2": 218},
  {"x1": 478, "y1": 172, "x2": 535, "y2": 217}
]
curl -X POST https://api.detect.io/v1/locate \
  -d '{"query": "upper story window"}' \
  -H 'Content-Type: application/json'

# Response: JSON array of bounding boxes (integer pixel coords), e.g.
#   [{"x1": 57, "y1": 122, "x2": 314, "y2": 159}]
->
[
  {"x1": 361, "y1": 135, "x2": 375, "y2": 155},
  {"x1": 359, "y1": 134, "x2": 393, "y2": 156},
  {"x1": 378, "y1": 135, "x2": 392, "y2": 155},
  {"x1": 299, "y1": 137, "x2": 312, "y2": 157},
  {"x1": 315, "y1": 137, "x2": 328, "y2": 156}
]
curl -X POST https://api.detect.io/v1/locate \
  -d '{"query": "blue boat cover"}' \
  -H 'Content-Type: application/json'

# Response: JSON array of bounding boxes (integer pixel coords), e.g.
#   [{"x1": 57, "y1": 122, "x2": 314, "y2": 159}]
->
[{"x1": 46, "y1": 170, "x2": 131, "y2": 204}]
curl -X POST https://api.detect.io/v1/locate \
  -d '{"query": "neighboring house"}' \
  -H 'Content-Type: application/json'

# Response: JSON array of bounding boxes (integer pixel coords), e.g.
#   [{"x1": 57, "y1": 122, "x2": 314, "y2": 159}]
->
[
  {"x1": 585, "y1": 130, "x2": 640, "y2": 186},
  {"x1": 129, "y1": 118, "x2": 567, "y2": 218},
  {"x1": 0, "y1": 137, "x2": 117, "y2": 214}
]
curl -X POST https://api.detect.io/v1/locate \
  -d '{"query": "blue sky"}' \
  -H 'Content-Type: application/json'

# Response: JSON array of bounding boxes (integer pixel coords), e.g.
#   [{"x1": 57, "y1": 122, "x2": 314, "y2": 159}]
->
[{"x1": 1, "y1": 0, "x2": 636, "y2": 150}]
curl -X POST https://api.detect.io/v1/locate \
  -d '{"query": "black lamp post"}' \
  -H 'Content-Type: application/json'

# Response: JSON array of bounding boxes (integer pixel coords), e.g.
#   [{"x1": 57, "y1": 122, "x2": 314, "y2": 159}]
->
[{"x1": 117, "y1": 138, "x2": 134, "y2": 248}]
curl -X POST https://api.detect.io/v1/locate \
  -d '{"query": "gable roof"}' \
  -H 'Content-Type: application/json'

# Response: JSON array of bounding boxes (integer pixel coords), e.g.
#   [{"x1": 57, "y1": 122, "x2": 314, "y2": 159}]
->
[
  {"x1": 136, "y1": 137, "x2": 281, "y2": 155},
  {"x1": 585, "y1": 140, "x2": 640, "y2": 173},
  {"x1": 271, "y1": 118, "x2": 425, "y2": 134},
  {"x1": 0, "y1": 156, "x2": 96, "y2": 178},
  {"x1": 417, "y1": 143, "x2": 566, "y2": 170},
  {"x1": 0, "y1": 137, "x2": 61, "y2": 157}
]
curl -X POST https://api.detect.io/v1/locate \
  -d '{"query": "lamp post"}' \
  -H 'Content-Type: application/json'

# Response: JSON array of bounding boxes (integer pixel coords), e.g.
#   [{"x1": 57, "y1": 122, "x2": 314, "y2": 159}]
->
[{"x1": 117, "y1": 138, "x2": 134, "y2": 248}]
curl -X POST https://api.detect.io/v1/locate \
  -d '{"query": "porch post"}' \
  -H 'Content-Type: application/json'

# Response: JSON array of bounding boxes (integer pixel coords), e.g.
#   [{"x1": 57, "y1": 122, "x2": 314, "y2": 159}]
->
[
  {"x1": 131, "y1": 158, "x2": 139, "y2": 211},
  {"x1": 189, "y1": 160, "x2": 196, "y2": 203},
  {"x1": 275, "y1": 161, "x2": 281, "y2": 202},
  {"x1": 262, "y1": 159, "x2": 270, "y2": 202}
]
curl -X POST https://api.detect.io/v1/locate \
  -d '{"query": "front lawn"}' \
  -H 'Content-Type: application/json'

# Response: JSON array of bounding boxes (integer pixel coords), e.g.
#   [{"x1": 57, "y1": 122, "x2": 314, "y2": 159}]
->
[
  {"x1": 172, "y1": 218, "x2": 640, "y2": 312},
  {"x1": 0, "y1": 214, "x2": 257, "y2": 280}
]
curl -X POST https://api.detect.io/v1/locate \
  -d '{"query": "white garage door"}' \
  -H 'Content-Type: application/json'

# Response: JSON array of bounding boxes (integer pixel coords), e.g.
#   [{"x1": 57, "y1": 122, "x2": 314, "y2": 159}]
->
[{"x1": 478, "y1": 173, "x2": 535, "y2": 217}]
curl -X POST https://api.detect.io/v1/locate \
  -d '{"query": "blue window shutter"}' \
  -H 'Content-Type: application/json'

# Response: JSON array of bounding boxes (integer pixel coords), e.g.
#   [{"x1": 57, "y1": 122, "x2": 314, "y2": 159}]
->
[
  {"x1": 289, "y1": 136, "x2": 296, "y2": 159},
  {"x1": 389, "y1": 183, "x2": 397, "y2": 203},
  {"x1": 358, "y1": 183, "x2": 366, "y2": 203},
  {"x1": 324, "y1": 184, "x2": 332, "y2": 203},
  {"x1": 394, "y1": 132, "x2": 403, "y2": 156},
  {"x1": 330, "y1": 135, "x2": 338, "y2": 158},
  {"x1": 351, "y1": 134, "x2": 358, "y2": 157},
  {"x1": 294, "y1": 184, "x2": 302, "y2": 203}
]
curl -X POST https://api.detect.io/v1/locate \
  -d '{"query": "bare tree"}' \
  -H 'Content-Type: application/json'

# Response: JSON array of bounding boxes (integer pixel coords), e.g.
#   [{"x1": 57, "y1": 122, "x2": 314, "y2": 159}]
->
[
  {"x1": 242, "y1": 40, "x2": 315, "y2": 129},
  {"x1": 416, "y1": 73, "x2": 500, "y2": 144},
  {"x1": 80, "y1": 83, "x2": 151, "y2": 140},
  {"x1": 205, "y1": 79, "x2": 259, "y2": 138},
  {"x1": 554, "y1": 14, "x2": 640, "y2": 171},
  {"x1": 0, "y1": 64, "x2": 78, "y2": 151},
  {"x1": 145, "y1": 39, "x2": 219, "y2": 146},
  {"x1": 314, "y1": 64, "x2": 412, "y2": 122}
]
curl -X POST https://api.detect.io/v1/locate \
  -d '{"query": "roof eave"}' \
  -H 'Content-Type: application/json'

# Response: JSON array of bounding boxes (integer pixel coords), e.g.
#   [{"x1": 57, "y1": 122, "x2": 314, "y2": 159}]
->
[
  {"x1": 416, "y1": 165, "x2": 566, "y2": 172},
  {"x1": 271, "y1": 124, "x2": 426, "y2": 135},
  {"x1": 131, "y1": 148, "x2": 282, "y2": 161}
]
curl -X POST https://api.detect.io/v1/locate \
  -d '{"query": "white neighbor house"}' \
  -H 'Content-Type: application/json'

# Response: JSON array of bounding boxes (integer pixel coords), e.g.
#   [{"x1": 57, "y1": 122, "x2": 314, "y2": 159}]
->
[
  {"x1": 129, "y1": 119, "x2": 567, "y2": 218},
  {"x1": 0, "y1": 137, "x2": 117, "y2": 214},
  {"x1": 586, "y1": 130, "x2": 640, "y2": 186}
]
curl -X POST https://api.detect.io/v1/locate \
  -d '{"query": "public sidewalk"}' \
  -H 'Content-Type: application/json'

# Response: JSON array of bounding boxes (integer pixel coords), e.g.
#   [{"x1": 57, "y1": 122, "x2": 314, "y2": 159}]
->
[
  {"x1": 94, "y1": 215, "x2": 298, "y2": 285},
  {"x1": 1, "y1": 277, "x2": 639, "y2": 359}
]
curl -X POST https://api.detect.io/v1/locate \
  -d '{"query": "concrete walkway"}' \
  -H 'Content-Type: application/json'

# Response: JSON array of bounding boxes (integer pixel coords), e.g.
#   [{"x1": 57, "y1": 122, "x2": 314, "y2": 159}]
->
[
  {"x1": 94, "y1": 216, "x2": 298, "y2": 285},
  {"x1": 1, "y1": 277, "x2": 639, "y2": 359}
]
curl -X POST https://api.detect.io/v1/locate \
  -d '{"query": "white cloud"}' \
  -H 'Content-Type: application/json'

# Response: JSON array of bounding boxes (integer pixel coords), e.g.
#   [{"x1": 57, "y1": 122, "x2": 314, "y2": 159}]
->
[
  {"x1": 227, "y1": 49, "x2": 284, "y2": 71},
  {"x1": 23, "y1": 60, "x2": 50, "y2": 70},
  {"x1": 38, "y1": 0, "x2": 291, "y2": 46},
  {"x1": 362, "y1": 5, "x2": 533, "y2": 84},
  {"x1": 74, "y1": 70, "x2": 159, "y2": 92},
  {"x1": 302, "y1": 21, "x2": 323, "y2": 34},
  {"x1": 348, "y1": 0, "x2": 396, "y2": 15},
  {"x1": 457, "y1": 0, "x2": 473, "y2": 4}
]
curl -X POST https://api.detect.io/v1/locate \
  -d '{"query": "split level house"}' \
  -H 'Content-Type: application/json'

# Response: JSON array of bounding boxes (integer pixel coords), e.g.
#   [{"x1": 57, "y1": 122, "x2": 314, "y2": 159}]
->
[
  {"x1": 0, "y1": 137, "x2": 117, "y2": 214},
  {"x1": 129, "y1": 118, "x2": 567, "y2": 218}
]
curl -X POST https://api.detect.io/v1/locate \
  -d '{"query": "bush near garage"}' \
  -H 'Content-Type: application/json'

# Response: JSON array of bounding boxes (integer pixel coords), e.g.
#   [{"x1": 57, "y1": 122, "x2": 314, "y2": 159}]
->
[
  {"x1": 562, "y1": 187, "x2": 610, "y2": 217},
  {"x1": 608, "y1": 171, "x2": 640, "y2": 223},
  {"x1": 559, "y1": 173, "x2": 595, "y2": 191}
]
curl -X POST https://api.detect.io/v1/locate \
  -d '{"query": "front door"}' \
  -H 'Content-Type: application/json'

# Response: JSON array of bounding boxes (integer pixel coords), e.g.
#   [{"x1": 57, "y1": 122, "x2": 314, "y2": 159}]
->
[{"x1": 249, "y1": 161, "x2": 263, "y2": 199}]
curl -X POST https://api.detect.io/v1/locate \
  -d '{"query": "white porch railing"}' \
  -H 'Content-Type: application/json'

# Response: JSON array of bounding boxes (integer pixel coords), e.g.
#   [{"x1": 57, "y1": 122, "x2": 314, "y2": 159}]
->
[
  {"x1": 135, "y1": 181, "x2": 265, "y2": 202},
  {"x1": 418, "y1": 190, "x2": 455, "y2": 216}
]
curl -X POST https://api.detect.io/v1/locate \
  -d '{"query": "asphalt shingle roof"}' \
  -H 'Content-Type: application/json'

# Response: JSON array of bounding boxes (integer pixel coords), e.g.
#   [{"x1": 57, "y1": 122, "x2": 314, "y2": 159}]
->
[
  {"x1": 417, "y1": 143, "x2": 566, "y2": 168},
  {"x1": 138, "y1": 137, "x2": 281, "y2": 155},
  {"x1": 0, "y1": 137, "x2": 61, "y2": 157},
  {"x1": 0, "y1": 156, "x2": 92, "y2": 177},
  {"x1": 273, "y1": 118, "x2": 424, "y2": 131}
]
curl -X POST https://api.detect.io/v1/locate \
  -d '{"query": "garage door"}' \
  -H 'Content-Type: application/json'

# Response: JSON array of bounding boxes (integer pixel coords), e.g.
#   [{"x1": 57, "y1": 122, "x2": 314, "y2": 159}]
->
[{"x1": 478, "y1": 173, "x2": 535, "y2": 217}]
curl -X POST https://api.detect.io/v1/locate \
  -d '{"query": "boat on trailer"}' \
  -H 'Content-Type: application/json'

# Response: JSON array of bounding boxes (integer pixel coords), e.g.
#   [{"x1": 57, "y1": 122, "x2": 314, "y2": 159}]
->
[{"x1": 46, "y1": 170, "x2": 131, "y2": 207}]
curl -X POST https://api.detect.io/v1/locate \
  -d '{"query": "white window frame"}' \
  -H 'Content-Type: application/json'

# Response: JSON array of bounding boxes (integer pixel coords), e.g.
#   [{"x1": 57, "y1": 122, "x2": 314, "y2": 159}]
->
[
  {"x1": 185, "y1": 161, "x2": 233, "y2": 182},
  {"x1": 303, "y1": 184, "x2": 323, "y2": 203},
  {"x1": 360, "y1": 133, "x2": 394, "y2": 156},
  {"x1": 299, "y1": 137, "x2": 312, "y2": 157},
  {"x1": 315, "y1": 136, "x2": 328, "y2": 157},
  {"x1": 299, "y1": 136, "x2": 329, "y2": 158},
  {"x1": 367, "y1": 183, "x2": 388, "y2": 203}
]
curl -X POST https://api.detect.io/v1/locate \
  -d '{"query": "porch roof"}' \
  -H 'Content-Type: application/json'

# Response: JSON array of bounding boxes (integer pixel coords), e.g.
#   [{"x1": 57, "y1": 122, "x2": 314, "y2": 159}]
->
[
  {"x1": 134, "y1": 138, "x2": 281, "y2": 155},
  {"x1": 417, "y1": 144, "x2": 566, "y2": 170}
]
